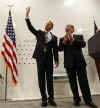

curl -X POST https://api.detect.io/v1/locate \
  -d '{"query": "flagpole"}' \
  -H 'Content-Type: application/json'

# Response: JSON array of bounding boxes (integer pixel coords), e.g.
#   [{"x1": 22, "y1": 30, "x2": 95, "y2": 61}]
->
[{"x1": 5, "y1": 67, "x2": 8, "y2": 103}]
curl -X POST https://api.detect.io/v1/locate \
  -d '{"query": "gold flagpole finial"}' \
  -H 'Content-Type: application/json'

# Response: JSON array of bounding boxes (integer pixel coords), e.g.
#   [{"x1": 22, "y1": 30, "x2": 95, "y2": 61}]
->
[{"x1": 8, "y1": 4, "x2": 14, "y2": 12}]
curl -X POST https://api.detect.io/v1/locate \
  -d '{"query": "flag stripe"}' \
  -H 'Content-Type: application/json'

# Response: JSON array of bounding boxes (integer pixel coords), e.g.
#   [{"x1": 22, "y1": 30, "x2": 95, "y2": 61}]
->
[
  {"x1": 4, "y1": 34, "x2": 17, "y2": 63},
  {"x1": 2, "y1": 51, "x2": 18, "y2": 83},
  {"x1": 2, "y1": 48, "x2": 18, "y2": 82},
  {"x1": 1, "y1": 51, "x2": 17, "y2": 84},
  {"x1": 2, "y1": 42, "x2": 18, "y2": 76}
]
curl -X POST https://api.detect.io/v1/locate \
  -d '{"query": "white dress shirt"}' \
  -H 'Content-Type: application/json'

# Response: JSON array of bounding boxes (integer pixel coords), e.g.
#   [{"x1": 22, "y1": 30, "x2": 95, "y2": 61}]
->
[{"x1": 45, "y1": 32, "x2": 52, "y2": 43}]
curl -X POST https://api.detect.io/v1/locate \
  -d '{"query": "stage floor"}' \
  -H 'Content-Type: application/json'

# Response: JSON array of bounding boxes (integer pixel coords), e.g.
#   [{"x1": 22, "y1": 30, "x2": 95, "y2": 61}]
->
[{"x1": 0, "y1": 95, "x2": 99, "y2": 108}]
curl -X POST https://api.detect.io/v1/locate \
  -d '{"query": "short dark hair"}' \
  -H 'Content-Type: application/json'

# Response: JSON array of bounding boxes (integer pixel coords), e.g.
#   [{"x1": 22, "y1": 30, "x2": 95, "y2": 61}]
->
[{"x1": 67, "y1": 24, "x2": 74, "y2": 29}]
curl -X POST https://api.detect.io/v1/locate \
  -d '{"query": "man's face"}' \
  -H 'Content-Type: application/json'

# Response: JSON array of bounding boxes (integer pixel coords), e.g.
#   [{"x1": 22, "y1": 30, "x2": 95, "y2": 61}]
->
[
  {"x1": 45, "y1": 21, "x2": 53, "y2": 32},
  {"x1": 65, "y1": 26, "x2": 71, "y2": 33},
  {"x1": 65, "y1": 25, "x2": 74, "y2": 33}
]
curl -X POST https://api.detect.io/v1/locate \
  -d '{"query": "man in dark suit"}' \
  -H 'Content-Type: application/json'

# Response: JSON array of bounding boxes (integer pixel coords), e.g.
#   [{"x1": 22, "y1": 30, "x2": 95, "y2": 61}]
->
[
  {"x1": 25, "y1": 7, "x2": 59, "y2": 107},
  {"x1": 59, "y1": 25, "x2": 97, "y2": 108}
]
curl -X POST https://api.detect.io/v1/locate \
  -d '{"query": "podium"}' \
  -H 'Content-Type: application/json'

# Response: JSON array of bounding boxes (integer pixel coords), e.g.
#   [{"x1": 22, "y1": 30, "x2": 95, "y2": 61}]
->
[{"x1": 88, "y1": 32, "x2": 100, "y2": 81}]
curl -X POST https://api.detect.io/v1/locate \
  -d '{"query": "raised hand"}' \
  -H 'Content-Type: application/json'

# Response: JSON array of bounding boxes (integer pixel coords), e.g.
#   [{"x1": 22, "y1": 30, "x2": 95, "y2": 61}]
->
[
  {"x1": 26, "y1": 7, "x2": 31, "y2": 17},
  {"x1": 63, "y1": 34, "x2": 69, "y2": 43},
  {"x1": 69, "y1": 33, "x2": 73, "y2": 41}
]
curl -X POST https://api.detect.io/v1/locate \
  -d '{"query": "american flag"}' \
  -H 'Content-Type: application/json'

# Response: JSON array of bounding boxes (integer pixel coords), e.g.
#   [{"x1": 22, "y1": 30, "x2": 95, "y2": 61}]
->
[
  {"x1": 94, "y1": 20, "x2": 98, "y2": 35},
  {"x1": 1, "y1": 10, "x2": 18, "y2": 85}
]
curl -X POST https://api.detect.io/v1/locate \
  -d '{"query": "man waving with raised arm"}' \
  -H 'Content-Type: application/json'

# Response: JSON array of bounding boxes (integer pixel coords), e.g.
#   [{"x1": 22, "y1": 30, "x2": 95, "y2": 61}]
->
[{"x1": 25, "y1": 7, "x2": 59, "y2": 107}]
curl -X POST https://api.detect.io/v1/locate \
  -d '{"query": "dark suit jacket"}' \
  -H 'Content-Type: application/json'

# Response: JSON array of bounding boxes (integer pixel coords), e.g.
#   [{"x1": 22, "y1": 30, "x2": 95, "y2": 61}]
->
[
  {"x1": 25, "y1": 18, "x2": 59, "y2": 63},
  {"x1": 59, "y1": 35, "x2": 86, "y2": 68}
]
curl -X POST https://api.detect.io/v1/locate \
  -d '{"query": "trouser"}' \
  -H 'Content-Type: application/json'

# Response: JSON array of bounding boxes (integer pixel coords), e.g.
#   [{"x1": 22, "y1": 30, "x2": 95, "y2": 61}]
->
[
  {"x1": 66, "y1": 66, "x2": 92, "y2": 104},
  {"x1": 36, "y1": 58, "x2": 54, "y2": 102}
]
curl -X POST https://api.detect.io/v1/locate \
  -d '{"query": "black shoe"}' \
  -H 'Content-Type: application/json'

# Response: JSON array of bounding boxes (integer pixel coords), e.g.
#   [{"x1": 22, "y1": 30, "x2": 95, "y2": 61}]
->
[
  {"x1": 86, "y1": 102, "x2": 97, "y2": 108},
  {"x1": 41, "y1": 101, "x2": 48, "y2": 107},
  {"x1": 48, "y1": 100, "x2": 57, "y2": 107},
  {"x1": 74, "y1": 98, "x2": 81, "y2": 106}
]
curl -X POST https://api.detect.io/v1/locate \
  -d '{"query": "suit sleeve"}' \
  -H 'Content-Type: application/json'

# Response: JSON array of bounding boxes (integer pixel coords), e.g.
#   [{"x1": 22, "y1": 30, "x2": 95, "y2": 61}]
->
[
  {"x1": 53, "y1": 37, "x2": 59, "y2": 63},
  {"x1": 25, "y1": 18, "x2": 38, "y2": 37},
  {"x1": 59, "y1": 38, "x2": 64, "y2": 51},
  {"x1": 72, "y1": 37, "x2": 86, "y2": 48}
]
